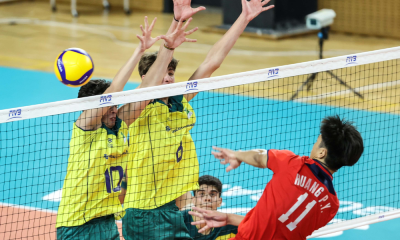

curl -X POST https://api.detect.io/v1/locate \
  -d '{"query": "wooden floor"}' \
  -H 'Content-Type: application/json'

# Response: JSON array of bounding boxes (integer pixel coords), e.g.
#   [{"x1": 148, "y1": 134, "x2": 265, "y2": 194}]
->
[{"x1": 1, "y1": 2, "x2": 400, "y2": 113}]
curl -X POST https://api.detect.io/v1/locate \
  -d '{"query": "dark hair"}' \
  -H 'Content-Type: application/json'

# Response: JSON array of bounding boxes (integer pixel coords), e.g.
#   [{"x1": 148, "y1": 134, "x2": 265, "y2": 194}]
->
[
  {"x1": 193, "y1": 175, "x2": 223, "y2": 197},
  {"x1": 138, "y1": 51, "x2": 179, "y2": 77},
  {"x1": 78, "y1": 79, "x2": 111, "y2": 98},
  {"x1": 319, "y1": 115, "x2": 364, "y2": 171}
]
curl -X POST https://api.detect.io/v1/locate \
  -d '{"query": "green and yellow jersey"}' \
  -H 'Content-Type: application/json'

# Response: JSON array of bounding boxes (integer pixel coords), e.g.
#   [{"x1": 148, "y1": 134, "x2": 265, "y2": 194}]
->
[
  {"x1": 56, "y1": 117, "x2": 128, "y2": 228},
  {"x1": 124, "y1": 95, "x2": 199, "y2": 209}
]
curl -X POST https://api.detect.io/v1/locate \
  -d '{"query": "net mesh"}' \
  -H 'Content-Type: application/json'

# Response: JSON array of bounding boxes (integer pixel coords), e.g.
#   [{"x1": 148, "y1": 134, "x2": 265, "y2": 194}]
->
[{"x1": 1, "y1": 53, "x2": 400, "y2": 239}]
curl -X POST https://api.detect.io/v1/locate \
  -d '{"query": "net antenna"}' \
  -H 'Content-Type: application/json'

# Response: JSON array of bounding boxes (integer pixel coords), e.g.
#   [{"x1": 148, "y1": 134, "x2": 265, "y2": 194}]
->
[{"x1": 290, "y1": 10, "x2": 364, "y2": 101}]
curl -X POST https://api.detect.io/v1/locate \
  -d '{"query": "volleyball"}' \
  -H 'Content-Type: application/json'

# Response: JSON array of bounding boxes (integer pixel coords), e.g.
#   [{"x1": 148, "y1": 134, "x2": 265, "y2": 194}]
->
[{"x1": 54, "y1": 48, "x2": 94, "y2": 87}]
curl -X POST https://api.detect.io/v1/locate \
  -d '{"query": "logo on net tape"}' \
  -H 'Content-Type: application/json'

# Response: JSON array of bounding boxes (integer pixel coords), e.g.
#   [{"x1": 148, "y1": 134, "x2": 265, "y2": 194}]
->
[
  {"x1": 100, "y1": 95, "x2": 113, "y2": 106},
  {"x1": 268, "y1": 68, "x2": 279, "y2": 78},
  {"x1": 185, "y1": 81, "x2": 198, "y2": 92},
  {"x1": 8, "y1": 109, "x2": 22, "y2": 120},
  {"x1": 345, "y1": 55, "x2": 358, "y2": 66}
]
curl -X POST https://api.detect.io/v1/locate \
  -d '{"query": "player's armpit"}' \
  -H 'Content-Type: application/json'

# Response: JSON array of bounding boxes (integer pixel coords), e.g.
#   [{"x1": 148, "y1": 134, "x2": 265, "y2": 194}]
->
[
  {"x1": 176, "y1": 191, "x2": 193, "y2": 210},
  {"x1": 226, "y1": 213, "x2": 245, "y2": 227}
]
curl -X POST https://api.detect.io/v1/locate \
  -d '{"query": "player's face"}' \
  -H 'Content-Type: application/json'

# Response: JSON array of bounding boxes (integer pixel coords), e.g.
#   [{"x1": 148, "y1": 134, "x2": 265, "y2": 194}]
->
[
  {"x1": 192, "y1": 184, "x2": 222, "y2": 211},
  {"x1": 101, "y1": 105, "x2": 118, "y2": 128},
  {"x1": 162, "y1": 67, "x2": 175, "y2": 85}
]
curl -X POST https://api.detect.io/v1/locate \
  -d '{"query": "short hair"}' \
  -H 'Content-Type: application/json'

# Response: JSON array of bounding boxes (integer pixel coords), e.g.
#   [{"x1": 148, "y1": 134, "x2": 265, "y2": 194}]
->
[
  {"x1": 319, "y1": 115, "x2": 364, "y2": 171},
  {"x1": 78, "y1": 79, "x2": 111, "y2": 98},
  {"x1": 193, "y1": 175, "x2": 223, "y2": 197},
  {"x1": 138, "y1": 51, "x2": 178, "y2": 77}
]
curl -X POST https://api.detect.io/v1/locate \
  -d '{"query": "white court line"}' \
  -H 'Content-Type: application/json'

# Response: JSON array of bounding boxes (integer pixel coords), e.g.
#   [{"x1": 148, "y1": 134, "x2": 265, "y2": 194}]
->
[
  {"x1": 0, "y1": 202, "x2": 58, "y2": 214},
  {"x1": 0, "y1": 18, "x2": 359, "y2": 57},
  {"x1": 295, "y1": 79, "x2": 400, "y2": 103}
]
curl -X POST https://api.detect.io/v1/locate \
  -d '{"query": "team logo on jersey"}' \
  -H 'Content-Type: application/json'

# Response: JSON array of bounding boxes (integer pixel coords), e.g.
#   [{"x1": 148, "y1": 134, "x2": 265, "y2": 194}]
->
[
  {"x1": 184, "y1": 108, "x2": 193, "y2": 119},
  {"x1": 166, "y1": 126, "x2": 171, "y2": 132},
  {"x1": 108, "y1": 138, "x2": 113, "y2": 148},
  {"x1": 121, "y1": 132, "x2": 127, "y2": 144}
]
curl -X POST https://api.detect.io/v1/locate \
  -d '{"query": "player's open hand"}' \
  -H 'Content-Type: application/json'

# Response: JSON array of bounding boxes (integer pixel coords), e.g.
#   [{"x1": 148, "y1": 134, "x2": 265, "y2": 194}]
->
[
  {"x1": 189, "y1": 207, "x2": 228, "y2": 233},
  {"x1": 161, "y1": 18, "x2": 198, "y2": 49},
  {"x1": 173, "y1": 0, "x2": 206, "y2": 21},
  {"x1": 212, "y1": 146, "x2": 242, "y2": 172},
  {"x1": 241, "y1": 0, "x2": 275, "y2": 23},
  {"x1": 137, "y1": 16, "x2": 162, "y2": 51}
]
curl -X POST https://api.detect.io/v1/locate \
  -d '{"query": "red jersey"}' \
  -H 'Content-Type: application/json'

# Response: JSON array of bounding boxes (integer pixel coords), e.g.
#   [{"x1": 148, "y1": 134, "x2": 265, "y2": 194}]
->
[{"x1": 234, "y1": 149, "x2": 339, "y2": 240}]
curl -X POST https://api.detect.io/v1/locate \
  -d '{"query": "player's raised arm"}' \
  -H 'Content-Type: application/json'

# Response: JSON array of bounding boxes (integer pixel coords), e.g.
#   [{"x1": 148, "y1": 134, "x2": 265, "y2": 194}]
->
[
  {"x1": 76, "y1": 17, "x2": 161, "y2": 130},
  {"x1": 116, "y1": 16, "x2": 162, "y2": 122},
  {"x1": 122, "y1": 19, "x2": 199, "y2": 127},
  {"x1": 212, "y1": 146, "x2": 269, "y2": 172},
  {"x1": 185, "y1": 0, "x2": 274, "y2": 102},
  {"x1": 189, "y1": 207, "x2": 244, "y2": 233}
]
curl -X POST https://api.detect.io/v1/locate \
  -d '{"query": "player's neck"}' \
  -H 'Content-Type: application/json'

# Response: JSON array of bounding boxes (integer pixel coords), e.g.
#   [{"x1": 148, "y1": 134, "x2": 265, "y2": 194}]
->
[
  {"x1": 160, "y1": 97, "x2": 169, "y2": 105},
  {"x1": 193, "y1": 214, "x2": 212, "y2": 235},
  {"x1": 314, "y1": 158, "x2": 335, "y2": 174}
]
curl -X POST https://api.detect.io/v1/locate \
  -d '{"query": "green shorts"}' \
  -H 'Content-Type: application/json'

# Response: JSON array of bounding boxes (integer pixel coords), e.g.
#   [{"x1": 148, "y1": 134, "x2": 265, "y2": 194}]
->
[
  {"x1": 122, "y1": 201, "x2": 192, "y2": 240},
  {"x1": 57, "y1": 215, "x2": 120, "y2": 240}
]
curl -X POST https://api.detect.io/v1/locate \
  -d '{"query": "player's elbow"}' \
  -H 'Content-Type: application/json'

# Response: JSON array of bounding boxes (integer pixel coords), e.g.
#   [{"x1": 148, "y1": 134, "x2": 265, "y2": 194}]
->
[
  {"x1": 255, "y1": 155, "x2": 268, "y2": 169},
  {"x1": 203, "y1": 60, "x2": 221, "y2": 73}
]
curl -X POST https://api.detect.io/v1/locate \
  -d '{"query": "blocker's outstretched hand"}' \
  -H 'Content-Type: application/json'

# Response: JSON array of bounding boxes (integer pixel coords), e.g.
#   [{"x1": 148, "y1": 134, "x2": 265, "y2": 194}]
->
[
  {"x1": 241, "y1": 0, "x2": 275, "y2": 22},
  {"x1": 189, "y1": 207, "x2": 228, "y2": 233},
  {"x1": 161, "y1": 18, "x2": 198, "y2": 49},
  {"x1": 212, "y1": 146, "x2": 242, "y2": 172},
  {"x1": 137, "y1": 16, "x2": 162, "y2": 51},
  {"x1": 173, "y1": 0, "x2": 206, "y2": 21}
]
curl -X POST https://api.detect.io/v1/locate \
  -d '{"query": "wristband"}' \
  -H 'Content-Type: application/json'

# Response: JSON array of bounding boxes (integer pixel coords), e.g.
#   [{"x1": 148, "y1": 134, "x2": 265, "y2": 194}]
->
[
  {"x1": 164, "y1": 44, "x2": 175, "y2": 51},
  {"x1": 173, "y1": 15, "x2": 186, "y2": 23},
  {"x1": 121, "y1": 181, "x2": 127, "y2": 190}
]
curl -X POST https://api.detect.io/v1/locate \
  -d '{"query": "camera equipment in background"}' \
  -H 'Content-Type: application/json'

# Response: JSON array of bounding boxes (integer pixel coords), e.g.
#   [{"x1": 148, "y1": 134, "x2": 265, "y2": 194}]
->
[{"x1": 290, "y1": 9, "x2": 364, "y2": 100}]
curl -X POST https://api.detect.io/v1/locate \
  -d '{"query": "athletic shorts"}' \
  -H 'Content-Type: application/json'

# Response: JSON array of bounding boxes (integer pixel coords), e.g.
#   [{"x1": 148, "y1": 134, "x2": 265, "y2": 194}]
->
[
  {"x1": 122, "y1": 201, "x2": 192, "y2": 240},
  {"x1": 56, "y1": 215, "x2": 119, "y2": 240}
]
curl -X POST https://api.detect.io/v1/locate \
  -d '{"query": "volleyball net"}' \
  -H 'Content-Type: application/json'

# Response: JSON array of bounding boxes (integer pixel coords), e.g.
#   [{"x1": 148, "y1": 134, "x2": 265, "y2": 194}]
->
[{"x1": 1, "y1": 47, "x2": 400, "y2": 239}]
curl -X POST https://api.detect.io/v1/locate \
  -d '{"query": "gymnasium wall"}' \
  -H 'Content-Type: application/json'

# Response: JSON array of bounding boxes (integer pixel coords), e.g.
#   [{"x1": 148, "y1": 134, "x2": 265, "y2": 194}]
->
[
  {"x1": 35, "y1": 0, "x2": 164, "y2": 12},
  {"x1": 319, "y1": 0, "x2": 400, "y2": 39}
]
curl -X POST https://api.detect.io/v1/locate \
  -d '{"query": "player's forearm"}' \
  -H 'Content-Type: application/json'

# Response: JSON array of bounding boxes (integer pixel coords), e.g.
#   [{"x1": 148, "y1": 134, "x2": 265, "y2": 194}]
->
[
  {"x1": 141, "y1": 46, "x2": 174, "y2": 88},
  {"x1": 202, "y1": 14, "x2": 248, "y2": 72},
  {"x1": 226, "y1": 213, "x2": 245, "y2": 226},
  {"x1": 106, "y1": 46, "x2": 145, "y2": 94},
  {"x1": 234, "y1": 149, "x2": 268, "y2": 169}
]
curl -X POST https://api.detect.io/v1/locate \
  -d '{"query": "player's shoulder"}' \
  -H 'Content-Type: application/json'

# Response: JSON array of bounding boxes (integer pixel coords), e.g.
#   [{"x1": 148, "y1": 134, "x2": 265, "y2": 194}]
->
[{"x1": 268, "y1": 149, "x2": 302, "y2": 162}]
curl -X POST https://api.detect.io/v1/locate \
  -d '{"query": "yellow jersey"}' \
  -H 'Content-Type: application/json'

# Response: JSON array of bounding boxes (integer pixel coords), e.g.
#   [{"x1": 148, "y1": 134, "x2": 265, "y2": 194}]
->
[
  {"x1": 125, "y1": 95, "x2": 199, "y2": 209},
  {"x1": 56, "y1": 117, "x2": 128, "y2": 228}
]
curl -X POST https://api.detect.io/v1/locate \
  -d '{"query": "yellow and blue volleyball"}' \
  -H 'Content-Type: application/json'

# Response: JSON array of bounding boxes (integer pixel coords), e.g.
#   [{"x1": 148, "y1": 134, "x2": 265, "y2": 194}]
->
[{"x1": 54, "y1": 48, "x2": 94, "y2": 87}]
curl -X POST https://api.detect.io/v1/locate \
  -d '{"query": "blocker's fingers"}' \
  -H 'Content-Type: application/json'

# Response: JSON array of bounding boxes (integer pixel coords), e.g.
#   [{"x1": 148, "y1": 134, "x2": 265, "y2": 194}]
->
[
  {"x1": 149, "y1": 17, "x2": 157, "y2": 31},
  {"x1": 192, "y1": 6, "x2": 206, "y2": 14},
  {"x1": 185, "y1": 38, "x2": 197, "y2": 43},
  {"x1": 182, "y1": 17, "x2": 193, "y2": 30},
  {"x1": 140, "y1": 25, "x2": 145, "y2": 34},
  {"x1": 136, "y1": 34, "x2": 143, "y2": 41},
  {"x1": 262, "y1": 0, "x2": 271, "y2": 6},
  {"x1": 262, "y1": 5, "x2": 275, "y2": 12},
  {"x1": 153, "y1": 36, "x2": 162, "y2": 41},
  {"x1": 184, "y1": 27, "x2": 199, "y2": 36},
  {"x1": 144, "y1": 16, "x2": 149, "y2": 29},
  {"x1": 176, "y1": 19, "x2": 184, "y2": 31}
]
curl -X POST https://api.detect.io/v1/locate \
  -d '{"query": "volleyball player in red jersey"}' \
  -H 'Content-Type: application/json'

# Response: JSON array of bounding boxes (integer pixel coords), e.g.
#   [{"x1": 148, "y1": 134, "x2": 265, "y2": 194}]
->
[{"x1": 189, "y1": 115, "x2": 364, "y2": 240}]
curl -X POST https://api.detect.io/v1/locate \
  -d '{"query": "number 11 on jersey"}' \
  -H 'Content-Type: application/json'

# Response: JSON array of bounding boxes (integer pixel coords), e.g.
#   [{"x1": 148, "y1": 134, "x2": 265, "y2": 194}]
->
[{"x1": 278, "y1": 192, "x2": 317, "y2": 231}]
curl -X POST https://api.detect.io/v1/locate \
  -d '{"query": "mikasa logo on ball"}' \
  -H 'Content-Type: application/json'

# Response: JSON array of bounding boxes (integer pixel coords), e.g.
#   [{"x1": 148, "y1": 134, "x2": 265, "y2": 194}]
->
[{"x1": 57, "y1": 59, "x2": 63, "y2": 72}]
